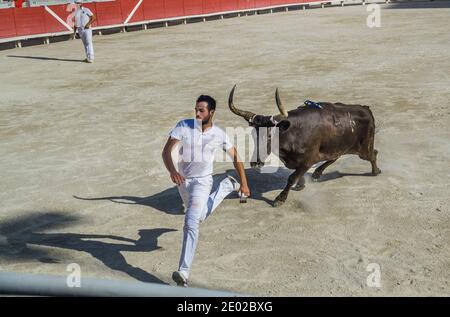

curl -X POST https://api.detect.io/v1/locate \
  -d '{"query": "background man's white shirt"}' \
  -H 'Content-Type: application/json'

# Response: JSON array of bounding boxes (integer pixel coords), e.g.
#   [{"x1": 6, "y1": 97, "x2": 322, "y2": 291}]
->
[{"x1": 75, "y1": 7, "x2": 93, "y2": 29}]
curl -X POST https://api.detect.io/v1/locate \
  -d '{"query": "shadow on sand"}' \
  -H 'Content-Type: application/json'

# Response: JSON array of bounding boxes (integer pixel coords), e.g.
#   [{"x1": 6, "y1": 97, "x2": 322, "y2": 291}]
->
[
  {"x1": 73, "y1": 167, "x2": 374, "y2": 211},
  {"x1": 0, "y1": 211, "x2": 174, "y2": 284},
  {"x1": 7, "y1": 55, "x2": 84, "y2": 63}
]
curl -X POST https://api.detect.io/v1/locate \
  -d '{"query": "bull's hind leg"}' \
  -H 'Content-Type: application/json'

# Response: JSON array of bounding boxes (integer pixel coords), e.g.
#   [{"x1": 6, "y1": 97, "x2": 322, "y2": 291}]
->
[
  {"x1": 312, "y1": 159, "x2": 337, "y2": 180},
  {"x1": 359, "y1": 124, "x2": 381, "y2": 175},
  {"x1": 359, "y1": 148, "x2": 381, "y2": 175},
  {"x1": 370, "y1": 149, "x2": 381, "y2": 175},
  {"x1": 359, "y1": 141, "x2": 381, "y2": 176},
  {"x1": 274, "y1": 165, "x2": 310, "y2": 207}
]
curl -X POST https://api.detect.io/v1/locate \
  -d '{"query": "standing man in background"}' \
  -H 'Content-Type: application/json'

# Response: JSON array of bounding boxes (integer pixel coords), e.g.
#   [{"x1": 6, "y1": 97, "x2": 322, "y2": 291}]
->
[{"x1": 73, "y1": 0, "x2": 95, "y2": 63}]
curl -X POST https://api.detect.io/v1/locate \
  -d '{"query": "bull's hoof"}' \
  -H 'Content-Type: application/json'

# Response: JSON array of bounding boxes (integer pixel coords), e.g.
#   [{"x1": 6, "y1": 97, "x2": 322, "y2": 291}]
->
[
  {"x1": 291, "y1": 184, "x2": 305, "y2": 191},
  {"x1": 372, "y1": 168, "x2": 381, "y2": 176},
  {"x1": 312, "y1": 171, "x2": 322, "y2": 180},
  {"x1": 272, "y1": 198, "x2": 285, "y2": 207}
]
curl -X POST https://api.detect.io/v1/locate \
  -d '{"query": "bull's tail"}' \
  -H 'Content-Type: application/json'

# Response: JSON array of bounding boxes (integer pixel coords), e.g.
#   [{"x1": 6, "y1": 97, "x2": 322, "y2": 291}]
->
[
  {"x1": 363, "y1": 105, "x2": 379, "y2": 134},
  {"x1": 363, "y1": 105, "x2": 375, "y2": 123}
]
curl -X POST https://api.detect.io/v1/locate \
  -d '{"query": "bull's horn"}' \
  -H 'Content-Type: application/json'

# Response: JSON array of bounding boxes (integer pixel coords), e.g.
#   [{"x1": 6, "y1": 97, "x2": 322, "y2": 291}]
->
[
  {"x1": 228, "y1": 85, "x2": 256, "y2": 122},
  {"x1": 275, "y1": 88, "x2": 288, "y2": 118}
]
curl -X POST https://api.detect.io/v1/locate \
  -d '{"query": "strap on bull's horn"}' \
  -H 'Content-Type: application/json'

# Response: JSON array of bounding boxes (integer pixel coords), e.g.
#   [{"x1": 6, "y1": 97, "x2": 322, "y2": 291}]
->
[{"x1": 248, "y1": 115, "x2": 257, "y2": 124}]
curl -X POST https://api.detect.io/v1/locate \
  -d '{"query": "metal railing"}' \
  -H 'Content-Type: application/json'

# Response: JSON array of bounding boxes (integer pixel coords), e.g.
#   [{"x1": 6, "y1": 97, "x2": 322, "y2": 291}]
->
[{"x1": 0, "y1": 271, "x2": 247, "y2": 297}]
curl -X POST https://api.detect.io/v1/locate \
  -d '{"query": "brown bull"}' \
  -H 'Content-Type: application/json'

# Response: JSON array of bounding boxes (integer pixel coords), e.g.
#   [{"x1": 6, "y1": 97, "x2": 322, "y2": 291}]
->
[{"x1": 228, "y1": 85, "x2": 381, "y2": 207}]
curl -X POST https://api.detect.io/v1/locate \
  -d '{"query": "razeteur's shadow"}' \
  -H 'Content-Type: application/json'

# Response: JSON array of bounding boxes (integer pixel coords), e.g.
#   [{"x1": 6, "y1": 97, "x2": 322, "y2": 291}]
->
[{"x1": 0, "y1": 212, "x2": 175, "y2": 284}]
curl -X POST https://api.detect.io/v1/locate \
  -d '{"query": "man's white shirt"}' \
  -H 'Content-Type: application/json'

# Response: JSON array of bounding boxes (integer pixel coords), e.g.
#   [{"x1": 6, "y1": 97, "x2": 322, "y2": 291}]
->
[
  {"x1": 169, "y1": 119, "x2": 233, "y2": 178},
  {"x1": 74, "y1": 7, "x2": 93, "y2": 29}
]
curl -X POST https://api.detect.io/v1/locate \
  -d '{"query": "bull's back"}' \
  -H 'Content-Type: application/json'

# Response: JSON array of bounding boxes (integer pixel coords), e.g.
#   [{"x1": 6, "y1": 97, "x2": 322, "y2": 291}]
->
[{"x1": 292, "y1": 103, "x2": 374, "y2": 157}]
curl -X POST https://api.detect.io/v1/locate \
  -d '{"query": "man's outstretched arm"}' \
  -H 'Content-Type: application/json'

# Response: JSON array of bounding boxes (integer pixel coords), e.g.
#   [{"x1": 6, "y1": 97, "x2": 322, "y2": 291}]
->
[{"x1": 227, "y1": 147, "x2": 250, "y2": 197}]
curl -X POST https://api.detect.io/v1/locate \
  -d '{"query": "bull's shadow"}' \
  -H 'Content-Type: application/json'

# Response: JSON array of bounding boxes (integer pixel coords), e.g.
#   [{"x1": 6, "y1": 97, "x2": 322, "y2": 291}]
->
[
  {"x1": 0, "y1": 211, "x2": 174, "y2": 284},
  {"x1": 73, "y1": 166, "x2": 376, "y2": 211},
  {"x1": 74, "y1": 188, "x2": 185, "y2": 215},
  {"x1": 313, "y1": 171, "x2": 376, "y2": 183},
  {"x1": 73, "y1": 168, "x2": 295, "y2": 212}
]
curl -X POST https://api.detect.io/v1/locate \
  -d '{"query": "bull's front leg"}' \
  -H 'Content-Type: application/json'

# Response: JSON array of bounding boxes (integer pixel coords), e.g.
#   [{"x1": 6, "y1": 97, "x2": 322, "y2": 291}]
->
[{"x1": 273, "y1": 165, "x2": 310, "y2": 207}]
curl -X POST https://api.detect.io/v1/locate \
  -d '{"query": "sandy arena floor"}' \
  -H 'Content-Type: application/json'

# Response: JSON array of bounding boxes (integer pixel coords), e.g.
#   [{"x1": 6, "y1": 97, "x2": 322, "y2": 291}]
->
[{"x1": 0, "y1": 1, "x2": 449, "y2": 296}]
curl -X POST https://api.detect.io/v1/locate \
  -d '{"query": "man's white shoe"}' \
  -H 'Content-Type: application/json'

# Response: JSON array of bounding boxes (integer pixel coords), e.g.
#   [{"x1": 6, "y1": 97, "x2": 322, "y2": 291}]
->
[
  {"x1": 172, "y1": 271, "x2": 188, "y2": 287},
  {"x1": 227, "y1": 175, "x2": 240, "y2": 192}
]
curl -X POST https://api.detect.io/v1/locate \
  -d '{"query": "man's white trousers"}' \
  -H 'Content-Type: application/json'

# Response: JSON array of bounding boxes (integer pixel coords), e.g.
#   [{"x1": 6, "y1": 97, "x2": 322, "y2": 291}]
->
[
  {"x1": 177, "y1": 175, "x2": 235, "y2": 278},
  {"x1": 78, "y1": 28, "x2": 94, "y2": 61}
]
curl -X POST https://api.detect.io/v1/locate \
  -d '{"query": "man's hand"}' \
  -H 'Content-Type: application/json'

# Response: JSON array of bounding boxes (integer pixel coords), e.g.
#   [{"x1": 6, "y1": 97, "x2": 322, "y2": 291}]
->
[
  {"x1": 85, "y1": 15, "x2": 95, "y2": 30},
  {"x1": 239, "y1": 184, "x2": 251, "y2": 197},
  {"x1": 170, "y1": 171, "x2": 185, "y2": 186}
]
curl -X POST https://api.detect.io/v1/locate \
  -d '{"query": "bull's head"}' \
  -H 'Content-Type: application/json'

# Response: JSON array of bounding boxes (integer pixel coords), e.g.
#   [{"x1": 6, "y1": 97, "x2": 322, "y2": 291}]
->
[{"x1": 228, "y1": 85, "x2": 290, "y2": 168}]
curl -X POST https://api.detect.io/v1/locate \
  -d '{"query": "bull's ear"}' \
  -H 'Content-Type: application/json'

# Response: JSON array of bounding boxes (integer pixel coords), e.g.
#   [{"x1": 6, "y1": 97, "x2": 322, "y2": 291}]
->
[{"x1": 276, "y1": 120, "x2": 291, "y2": 132}]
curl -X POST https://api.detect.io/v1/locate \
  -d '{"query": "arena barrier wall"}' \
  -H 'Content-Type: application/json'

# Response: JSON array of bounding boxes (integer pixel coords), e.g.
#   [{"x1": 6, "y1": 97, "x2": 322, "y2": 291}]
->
[{"x1": 0, "y1": 0, "x2": 389, "y2": 45}]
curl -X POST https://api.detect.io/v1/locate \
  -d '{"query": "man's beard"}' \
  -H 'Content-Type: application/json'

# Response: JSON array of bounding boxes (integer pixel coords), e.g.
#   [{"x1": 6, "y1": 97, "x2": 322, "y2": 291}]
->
[{"x1": 201, "y1": 114, "x2": 212, "y2": 125}]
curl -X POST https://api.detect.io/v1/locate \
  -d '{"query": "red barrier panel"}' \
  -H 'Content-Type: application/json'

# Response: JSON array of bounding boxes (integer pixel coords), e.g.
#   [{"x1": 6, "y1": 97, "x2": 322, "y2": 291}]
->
[
  {"x1": 271, "y1": 0, "x2": 306, "y2": 4},
  {"x1": 121, "y1": 0, "x2": 145, "y2": 23},
  {"x1": 0, "y1": 9, "x2": 17, "y2": 38},
  {"x1": 142, "y1": 0, "x2": 165, "y2": 20},
  {"x1": 239, "y1": 0, "x2": 255, "y2": 9},
  {"x1": 95, "y1": 1, "x2": 123, "y2": 26},
  {"x1": 220, "y1": 0, "x2": 239, "y2": 12},
  {"x1": 254, "y1": 0, "x2": 271, "y2": 7},
  {"x1": 202, "y1": 0, "x2": 220, "y2": 13},
  {"x1": 14, "y1": 7, "x2": 46, "y2": 36},
  {"x1": 43, "y1": 4, "x2": 71, "y2": 33},
  {"x1": 164, "y1": 0, "x2": 184, "y2": 17},
  {"x1": 270, "y1": 0, "x2": 285, "y2": 4},
  {"x1": 184, "y1": 0, "x2": 203, "y2": 15}
]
